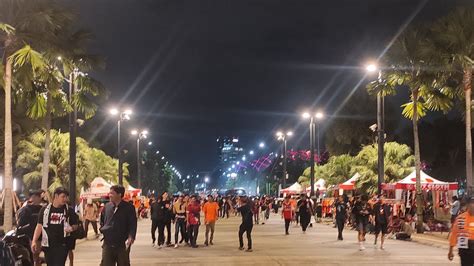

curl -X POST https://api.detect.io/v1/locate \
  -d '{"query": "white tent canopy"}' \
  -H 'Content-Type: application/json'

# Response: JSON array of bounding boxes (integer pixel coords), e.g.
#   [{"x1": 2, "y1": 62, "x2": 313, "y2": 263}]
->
[
  {"x1": 80, "y1": 177, "x2": 111, "y2": 199},
  {"x1": 281, "y1": 182, "x2": 303, "y2": 194},
  {"x1": 305, "y1": 178, "x2": 327, "y2": 192}
]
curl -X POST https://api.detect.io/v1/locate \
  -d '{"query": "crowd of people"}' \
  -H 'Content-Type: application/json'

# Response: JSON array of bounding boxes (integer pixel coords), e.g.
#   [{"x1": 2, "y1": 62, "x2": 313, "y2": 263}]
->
[{"x1": 10, "y1": 186, "x2": 474, "y2": 265}]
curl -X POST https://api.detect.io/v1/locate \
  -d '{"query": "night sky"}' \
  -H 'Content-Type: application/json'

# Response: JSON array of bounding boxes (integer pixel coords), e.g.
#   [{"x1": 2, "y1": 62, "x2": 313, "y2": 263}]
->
[{"x1": 70, "y1": 0, "x2": 467, "y2": 174}]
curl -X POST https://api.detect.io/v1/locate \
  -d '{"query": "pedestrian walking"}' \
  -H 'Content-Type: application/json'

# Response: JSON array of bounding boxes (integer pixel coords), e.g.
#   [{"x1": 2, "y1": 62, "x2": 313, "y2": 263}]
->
[
  {"x1": 237, "y1": 196, "x2": 253, "y2": 252},
  {"x1": 448, "y1": 196, "x2": 474, "y2": 266},
  {"x1": 222, "y1": 197, "x2": 231, "y2": 218},
  {"x1": 252, "y1": 198, "x2": 260, "y2": 224},
  {"x1": 203, "y1": 195, "x2": 219, "y2": 246},
  {"x1": 31, "y1": 187, "x2": 79, "y2": 266},
  {"x1": 373, "y1": 195, "x2": 391, "y2": 249},
  {"x1": 99, "y1": 185, "x2": 137, "y2": 266},
  {"x1": 83, "y1": 199, "x2": 100, "y2": 239},
  {"x1": 297, "y1": 194, "x2": 313, "y2": 233},
  {"x1": 161, "y1": 192, "x2": 173, "y2": 247},
  {"x1": 450, "y1": 196, "x2": 461, "y2": 224},
  {"x1": 17, "y1": 190, "x2": 44, "y2": 265},
  {"x1": 353, "y1": 195, "x2": 371, "y2": 251},
  {"x1": 281, "y1": 196, "x2": 293, "y2": 235},
  {"x1": 150, "y1": 197, "x2": 161, "y2": 247},
  {"x1": 335, "y1": 195, "x2": 347, "y2": 240},
  {"x1": 173, "y1": 194, "x2": 188, "y2": 248},
  {"x1": 187, "y1": 195, "x2": 201, "y2": 248}
]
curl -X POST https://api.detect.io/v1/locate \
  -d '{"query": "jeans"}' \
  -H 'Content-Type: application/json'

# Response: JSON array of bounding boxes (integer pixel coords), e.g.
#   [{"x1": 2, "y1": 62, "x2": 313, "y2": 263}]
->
[
  {"x1": 44, "y1": 244, "x2": 68, "y2": 266},
  {"x1": 101, "y1": 244, "x2": 130, "y2": 266},
  {"x1": 188, "y1": 224, "x2": 199, "y2": 247},
  {"x1": 205, "y1": 221, "x2": 216, "y2": 244},
  {"x1": 336, "y1": 218, "x2": 345, "y2": 239},
  {"x1": 151, "y1": 219, "x2": 158, "y2": 243},
  {"x1": 85, "y1": 219, "x2": 98, "y2": 235},
  {"x1": 174, "y1": 218, "x2": 187, "y2": 244},
  {"x1": 238, "y1": 223, "x2": 253, "y2": 249},
  {"x1": 157, "y1": 221, "x2": 171, "y2": 245},
  {"x1": 284, "y1": 219, "x2": 291, "y2": 234}
]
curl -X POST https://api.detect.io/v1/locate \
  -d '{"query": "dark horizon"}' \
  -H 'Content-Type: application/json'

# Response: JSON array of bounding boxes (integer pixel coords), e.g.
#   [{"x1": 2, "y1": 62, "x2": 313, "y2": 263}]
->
[{"x1": 70, "y1": 0, "x2": 469, "y2": 175}]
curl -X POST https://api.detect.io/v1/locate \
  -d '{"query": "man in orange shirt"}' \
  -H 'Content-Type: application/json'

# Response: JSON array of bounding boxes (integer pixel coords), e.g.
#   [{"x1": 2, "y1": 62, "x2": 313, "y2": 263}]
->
[
  {"x1": 448, "y1": 196, "x2": 474, "y2": 265},
  {"x1": 203, "y1": 195, "x2": 219, "y2": 246}
]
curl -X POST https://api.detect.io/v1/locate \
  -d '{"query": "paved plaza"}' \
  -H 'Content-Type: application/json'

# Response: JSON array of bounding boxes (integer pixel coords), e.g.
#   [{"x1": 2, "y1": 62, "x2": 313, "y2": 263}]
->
[{"x1": 72, "y1": 213, "x2": 459, "y2": 265}]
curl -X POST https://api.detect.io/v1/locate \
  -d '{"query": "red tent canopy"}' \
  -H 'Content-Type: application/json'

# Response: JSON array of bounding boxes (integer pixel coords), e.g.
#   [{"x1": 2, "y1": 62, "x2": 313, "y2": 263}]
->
[{"x1": 382, "y1": 170, "x2": 458, "y2": 191}]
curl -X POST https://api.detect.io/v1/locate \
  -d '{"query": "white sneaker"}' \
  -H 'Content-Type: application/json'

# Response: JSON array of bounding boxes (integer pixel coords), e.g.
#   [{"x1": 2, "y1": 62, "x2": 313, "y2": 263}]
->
[
  {"x1": 174, "y1": 244, "x2": 178, "y2": 248},
  {"x1": 152, "y1": 243, "x2": 156, "y2": 248},
  {"x1": 158, "y1": 245, "x2": 163, "y2": 249},
  {"x1": 380, "y1": 245, "x2": 385, "y2": 250},
  {"x1": 359, "y1": 244, "x2": 365, "y2": 251}
]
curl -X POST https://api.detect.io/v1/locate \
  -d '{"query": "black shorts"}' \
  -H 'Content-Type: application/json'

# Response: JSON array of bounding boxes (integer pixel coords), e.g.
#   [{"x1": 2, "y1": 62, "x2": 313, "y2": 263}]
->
[
  {"x1": 357, "y1": 221, "x2": 368, "y2": 232},
  {"x1": 375, "y1": 222, "x2": 388, "y2": 234}
]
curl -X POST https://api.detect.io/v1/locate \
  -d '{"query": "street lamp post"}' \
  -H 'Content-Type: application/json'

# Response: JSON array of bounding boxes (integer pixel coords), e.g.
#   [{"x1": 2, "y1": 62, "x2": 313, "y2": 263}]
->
[
  {"x1": 68, "y1": 70, "x2": 77, "y2": 204},
  {"x1": 276, "y1": 131, "x2": 293, "y2": 189},
  {"x1": 303, "y1": 112, "x2": 324, "y2": 197},
  {"x1": 110, "y1": 108, "x2": 132, "y2": 185},
  {"x1": 132, "y1": 129, "x2": 148, "y2": 189},
  {"x1": 366, "y1": 64, "x2": 384, "y2": 194}
]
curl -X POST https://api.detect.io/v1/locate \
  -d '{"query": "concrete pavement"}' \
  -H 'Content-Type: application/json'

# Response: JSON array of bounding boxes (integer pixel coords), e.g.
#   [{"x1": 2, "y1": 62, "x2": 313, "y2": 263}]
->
[{"x1": 72, "y1": 213, "x2": 459, "y2": 265}]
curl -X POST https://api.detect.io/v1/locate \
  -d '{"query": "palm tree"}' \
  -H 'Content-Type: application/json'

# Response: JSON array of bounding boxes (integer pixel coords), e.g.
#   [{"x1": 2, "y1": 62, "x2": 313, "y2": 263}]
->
[
  {"x1": 432, "y1": 7, "x2": 474, "y2": 195},
  {"x1": 353, "y1": 142, "x2": 414, "y2": 194},
  {"x1": 367, "y1": 28, "x2": 454, "y2": 232},
  {"x1": 0, "y1": 0, "x2": 71, "y2": 230}
]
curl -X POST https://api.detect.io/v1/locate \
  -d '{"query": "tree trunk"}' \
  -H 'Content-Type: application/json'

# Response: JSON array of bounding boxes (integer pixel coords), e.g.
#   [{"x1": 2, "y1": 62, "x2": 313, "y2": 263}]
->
[
  {"x1": 41, "y1": 91, "x2": 52, "y2": 191},
  {"x1": 464, "y1": 67, "x2": 473, "y2": 196},
  {"x1": 3, "y1": 51, "x2": 13, "y2": 231},
  {"x1": 412, "y1": 90, "x2": 424, "y2": 233}
]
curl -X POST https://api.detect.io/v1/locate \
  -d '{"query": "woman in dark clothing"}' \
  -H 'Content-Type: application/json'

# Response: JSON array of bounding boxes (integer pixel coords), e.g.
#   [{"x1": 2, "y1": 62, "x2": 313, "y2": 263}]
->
[{"x1": 297, "y1": 194, "x2": 313, "y2": 233}]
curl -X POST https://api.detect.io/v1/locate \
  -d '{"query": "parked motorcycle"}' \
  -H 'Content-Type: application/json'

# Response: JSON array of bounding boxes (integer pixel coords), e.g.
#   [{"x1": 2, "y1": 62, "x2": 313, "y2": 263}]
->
[{"x1": 2, "y1": 225, "x2": 33, "y2": 266}]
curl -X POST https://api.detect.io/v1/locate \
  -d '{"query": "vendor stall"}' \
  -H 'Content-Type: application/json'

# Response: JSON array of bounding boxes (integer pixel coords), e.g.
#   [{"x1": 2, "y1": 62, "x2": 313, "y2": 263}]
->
[
  {"x1": 80, "y1": 177, "x2": 112, "y2": 199},
  {"x1": 337, "y1": 173, "x2": 360, "y2": 195},
  {"x1": 280, "y1": 182, "x2": 303, "y2": 196},
  {"x1": 305, "y1": 179, "x2": 327, "y2": 196},
  {"x1": 382, "y1": 170, "x2": 458, "y2": 224}
]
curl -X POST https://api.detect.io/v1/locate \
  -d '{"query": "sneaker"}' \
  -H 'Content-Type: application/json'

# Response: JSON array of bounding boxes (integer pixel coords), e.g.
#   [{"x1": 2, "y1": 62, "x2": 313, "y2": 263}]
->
[
  {"x1": 239, "y1": 247, "x2": 245, "y2": 251},
  {"x1": 158, "y1": 245, "x2": 163, "y2": 249},
  {"x1": 152, "y1": 243, "x2": 156, "y2": 247},
  {"x1": 192, "y1": 245, "x2": 199, "y2": 248},
  {"x1": 359, "y1": 244, "x2": 365, "y2": 251},
  {"x1": 174, "y1": 244, "x2": 178, "y2": 248},
  {"x1": 204, "y1": 241, "x2": 208, "y2": 246},
  {"x1": 179, "y1": 239, "x2": 184, "y2": 244},
  {"x1": 210, "y1": 241, "x2": 214, "y2": 245},
  {"x1": 285, "y1": 232, "x2": 289, "y2": 235},
  {"x1": 245, "y1": 249, "x2": 253, "y2": 252},
  {"x1": 380, "y1": 245, "x2": 385, "y2": 250}
]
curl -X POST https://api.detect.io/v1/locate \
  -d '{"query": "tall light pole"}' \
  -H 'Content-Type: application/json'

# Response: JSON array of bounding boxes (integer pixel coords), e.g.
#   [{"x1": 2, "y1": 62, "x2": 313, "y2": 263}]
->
[
  {"x1": 131, "y1": 129, "x2": 148, "y2": 189},
  {"x1": 302, "y1": 112, "x2": 324, "y2": 197},
  {"x1": 110, "y1": 108, "x2": 132, "y2": 185},
  {"x1": 68, "y1": 69, "x2": 77, "y2": 204},
  {"x1": 366, "y1": 64, "x2": 384, "y2": 194},
  {"x1": 276, "y1": 131, "x2": 293, "y2": 189}
]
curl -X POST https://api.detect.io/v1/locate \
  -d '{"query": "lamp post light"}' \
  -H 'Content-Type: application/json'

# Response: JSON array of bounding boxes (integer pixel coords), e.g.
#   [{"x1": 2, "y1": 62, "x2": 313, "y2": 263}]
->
[
  {"x1": 276, "y1": 131, "x2": 293, "y2": 189},
  {"x1": 110, "y1": 108, "x2": 132, "y2": 185},
  {"x1": 131, "y1": 129, "x2": 148, "y2": 188},
  {"x1": 366, "y1": 63, "x2": 384, "y2": 194},
  {"x1": 302, "y1": 112, "x2": 324, "y2": 197}
]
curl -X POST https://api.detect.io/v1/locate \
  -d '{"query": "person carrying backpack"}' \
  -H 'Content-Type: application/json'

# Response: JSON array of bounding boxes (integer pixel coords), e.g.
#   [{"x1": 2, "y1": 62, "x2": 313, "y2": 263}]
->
[{"x1": 31, "y1": 187, "x2": 79, "y2": 266}]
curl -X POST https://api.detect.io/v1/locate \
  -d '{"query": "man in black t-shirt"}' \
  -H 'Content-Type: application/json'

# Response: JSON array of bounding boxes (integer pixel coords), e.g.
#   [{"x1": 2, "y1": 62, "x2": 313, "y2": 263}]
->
[
  {"x1": 31, "y1": 187, "x2": 78, "y2": 266},
  {"x1": 372, "y1": 195, "x2": 391, "y2": 250},
  {"x1": 335, "y1": 196, "x2": 347, "y2": 240},
  {"x1": 237, "y1": 196, "x2": 253, "y2": 252},
  {"x1": 353, "y1": 195, "x2": 371, "y2": 251}
]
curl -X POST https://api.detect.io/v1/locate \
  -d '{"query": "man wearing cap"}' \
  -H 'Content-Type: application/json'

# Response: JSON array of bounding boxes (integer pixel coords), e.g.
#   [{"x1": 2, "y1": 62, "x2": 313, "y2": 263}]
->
[{"x1": 448, "y1": 196, "x2": 474, "y2": 265}]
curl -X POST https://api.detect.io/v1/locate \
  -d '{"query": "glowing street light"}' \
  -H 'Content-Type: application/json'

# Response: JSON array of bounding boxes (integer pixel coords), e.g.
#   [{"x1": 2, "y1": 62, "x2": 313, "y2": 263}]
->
[
  {"x1": 276, "y1": 130, "x2": 293, "y2": 188},
  {"x1": 366, "y1": 63, "x2": 378, "y2": 73},
  {"x1": 259, "y1": 142, "x2": 265, "y2": 148},
  {"x1": 301, "y1": 111, "x2": 324, "y2": 196},
  {"x1": 131, "y1": 129, "x2": 149, "y2": 188},
  {"x1": 109, "y1": 108, "x2": 132, "y2": 185}
]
